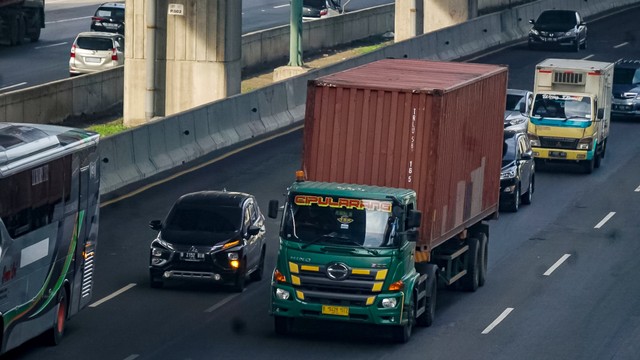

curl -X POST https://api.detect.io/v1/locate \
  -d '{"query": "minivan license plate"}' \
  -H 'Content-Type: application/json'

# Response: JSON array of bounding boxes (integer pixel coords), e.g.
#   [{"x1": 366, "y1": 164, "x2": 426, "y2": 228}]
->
[
  {"x1": 322, "y1": 305, "x2": 349, "y2": 316},
  {"x1": 181, "y1": 252, "x2": 205, "y2": 261}
]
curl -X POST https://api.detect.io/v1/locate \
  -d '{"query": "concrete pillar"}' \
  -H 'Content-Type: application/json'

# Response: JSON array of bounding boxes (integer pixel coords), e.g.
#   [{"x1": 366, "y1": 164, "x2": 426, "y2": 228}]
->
[
  {"x1": 394, "y1": 0, "x2": 423, "y2": 42},
  {"x1": 423, "y1": 0, "x2": 469, "y2": 33},
  {"x1": 124, "y1": 0, "x2": 242, "y2": 126}
]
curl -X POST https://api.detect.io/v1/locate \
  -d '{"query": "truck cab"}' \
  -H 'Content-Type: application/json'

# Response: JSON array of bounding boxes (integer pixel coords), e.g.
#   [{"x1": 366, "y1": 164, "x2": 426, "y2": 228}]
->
[
  {"x1": 527, "y1": 59, "x2": 613, "y2": 173},
  {"x1": 268, "y1": 179, "x2": 428, "y2": 342}
]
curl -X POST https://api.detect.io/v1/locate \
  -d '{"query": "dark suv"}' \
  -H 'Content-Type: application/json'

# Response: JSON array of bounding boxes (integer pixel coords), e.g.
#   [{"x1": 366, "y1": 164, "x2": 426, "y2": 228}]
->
[
  {"x1": 148, "y1": 191, "x2": 267, "y2": 292},
  {"x1": 612, "y1": 59, "x2": 640, "y2": 119},
  {"x1": 528, "y1": 10, "x2": 587, "y2": 51},
  {"x1": 500, "y1": 130, "x2": 535, "y2": 212},
  {"x1": 303, "y1": 0, "x2": 343, "y2": 19},
  {"x1": 91, "y1": 2, "x2": 125, "y2": 34}
]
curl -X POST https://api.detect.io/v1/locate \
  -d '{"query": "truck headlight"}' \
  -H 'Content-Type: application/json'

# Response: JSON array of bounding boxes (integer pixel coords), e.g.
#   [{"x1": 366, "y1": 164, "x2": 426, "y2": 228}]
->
[
  {"x1": 381, "y1": 298, "x2": 397, "y2": 308},
  {"x1": 577, "y1": 138, "x2": 593, "y2": 150},
  {"x1": 275, "y1": 288, "x2": 290, "y2": 300},
  {"x1": 528, "y1": 134, "x2": 540, "y2": 147}
]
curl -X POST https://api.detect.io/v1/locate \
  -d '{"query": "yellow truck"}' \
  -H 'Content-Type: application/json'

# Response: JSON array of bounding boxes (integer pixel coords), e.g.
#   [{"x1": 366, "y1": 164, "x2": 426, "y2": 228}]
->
[{"x1": 527, "y1": 58, "x2": 614, "y2": 173}]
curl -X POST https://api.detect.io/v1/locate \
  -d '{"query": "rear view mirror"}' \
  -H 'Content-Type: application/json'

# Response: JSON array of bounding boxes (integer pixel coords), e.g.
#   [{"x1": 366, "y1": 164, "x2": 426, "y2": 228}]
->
[
  {"x1": 597, "y1": 108, "x2": 604, "y2": 120},
  {"x1": 406, "y1": 210, "x2": 422, "y2": 229},
  {"x1": 268, "y1": 200, "x2": 279, "y2": 219},
  {"x1": 149, "y1": 220, "x2": 162, "y2": 231}
]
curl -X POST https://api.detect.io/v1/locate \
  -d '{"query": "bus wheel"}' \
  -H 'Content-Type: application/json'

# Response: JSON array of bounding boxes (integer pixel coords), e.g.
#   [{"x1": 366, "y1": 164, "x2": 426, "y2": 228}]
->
[{"x1": 49, "y1": 289, "x2": 67, "y2": 346}]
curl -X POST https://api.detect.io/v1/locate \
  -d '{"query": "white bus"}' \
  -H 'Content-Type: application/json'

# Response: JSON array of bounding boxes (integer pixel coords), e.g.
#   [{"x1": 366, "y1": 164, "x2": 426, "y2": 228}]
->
[{"x1": 0, "y1": 123, "x2": 100, "y2": 353}]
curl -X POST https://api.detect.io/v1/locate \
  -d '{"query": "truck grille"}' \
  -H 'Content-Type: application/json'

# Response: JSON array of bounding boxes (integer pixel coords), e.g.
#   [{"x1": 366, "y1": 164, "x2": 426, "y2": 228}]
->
[
  {"x1": 288, "y1": 262, "x2": 387, "y2": 307},
  {"x1": 553, "y1": 71, "x2": 584, "y2": 85},
  {"x1": 540, "y1": 137, "x2": 579, "y2": 150}
]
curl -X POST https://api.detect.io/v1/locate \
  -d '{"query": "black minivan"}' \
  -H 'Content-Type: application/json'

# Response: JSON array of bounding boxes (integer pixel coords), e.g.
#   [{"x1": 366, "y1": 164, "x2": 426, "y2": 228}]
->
[
  {"x1": 148, "y1": 191, "x2": 266, "y2": 292},
  {"x1": 500, "y1": 130, "x2": 535, "y2": 212},
  {"x1": 91, "y1": 2, "x2": 125, "y2": 34},
  {"x1": 303, "y1": 0, "x2": 343, "y2": 19}
]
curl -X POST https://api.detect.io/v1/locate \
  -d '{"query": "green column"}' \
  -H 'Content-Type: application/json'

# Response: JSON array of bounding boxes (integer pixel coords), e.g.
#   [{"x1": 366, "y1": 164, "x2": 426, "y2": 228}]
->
[{"x1": 288, "y1": 0, "x2": 303, "y2": 66}]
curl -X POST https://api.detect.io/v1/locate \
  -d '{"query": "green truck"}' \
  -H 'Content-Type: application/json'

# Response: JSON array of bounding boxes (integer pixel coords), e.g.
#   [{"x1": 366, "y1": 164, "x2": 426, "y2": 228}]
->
[{"x1": 267, "y1": 59, "x2": 507, "y2": 342}]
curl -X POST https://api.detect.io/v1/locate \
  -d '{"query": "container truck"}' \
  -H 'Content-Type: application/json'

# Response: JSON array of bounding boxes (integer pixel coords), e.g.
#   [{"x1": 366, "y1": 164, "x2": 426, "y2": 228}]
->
[
  {"x1": 527, "y1": 58, "x2": 614, "y2": 173},
  {"x1": 267, "y1": 59, "x2": 507, "y2": 342},
  {"x1": 0, "y1": 0, "x2": 44, "y2": 46}
]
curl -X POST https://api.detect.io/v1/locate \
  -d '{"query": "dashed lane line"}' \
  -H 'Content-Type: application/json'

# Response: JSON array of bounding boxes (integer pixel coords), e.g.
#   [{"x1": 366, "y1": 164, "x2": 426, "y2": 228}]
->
[
  {"x1": 594, "y1": 212, "x2": 616, "y2": 229},
  {"x1": 482, "y1": 308, "x2": 514, "y2": 334},
  {"x1": 89, "y1": 283, "x2": 137, "y2": 307},
  {"x1": 543, "y1": 254, "x2": 571, "y2": 276}
]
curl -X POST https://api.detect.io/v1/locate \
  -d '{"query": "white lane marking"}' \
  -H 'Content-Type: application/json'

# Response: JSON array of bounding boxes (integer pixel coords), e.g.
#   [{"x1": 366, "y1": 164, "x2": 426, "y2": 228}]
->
[
  {"x1": 543, "y1": 254, "x2": 571, "y2": 276},
  {"x1": 35, "y1": 42, "x2": 68, "y2": 49},
  {"x1": 205, "y1": 293, "x2": 241, "y2": 313},
  {"x1": 123, "y1": 355, "x2": 139, "y2": 360},
  {"x1": 274, "y1": 4, "x2": 290, "y2": 8},
  {"x1": 45, "y1": 15, "x2": 92, "y2": 25},
  {"x1": 89, "y1": 283, "x2": 137, "y2": 307},
  {"x1": 614, "y1": 42, "x2": 629, "y2": 49},
  {"x1": 482, "y1": 308, "x2": 514, "y2": 334},
  {"x1": 0, "y1": 82, "x2": 27, "y2": 91},
  {"x1": 594, "y1": 212, "x2": 616, "y2": 229},
  {"x1": 635, "y1": 185, "x2": 640, "y2": 192},
  {"x1": 581, "y1": 54, "x2": 594, "y2": 60}
]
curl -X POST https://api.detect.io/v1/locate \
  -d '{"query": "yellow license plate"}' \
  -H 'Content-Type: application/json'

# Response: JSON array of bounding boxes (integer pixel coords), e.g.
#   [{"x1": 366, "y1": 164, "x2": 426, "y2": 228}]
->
[{"x1": 322, "y1": 305, "x2": 349, "y2": 316}]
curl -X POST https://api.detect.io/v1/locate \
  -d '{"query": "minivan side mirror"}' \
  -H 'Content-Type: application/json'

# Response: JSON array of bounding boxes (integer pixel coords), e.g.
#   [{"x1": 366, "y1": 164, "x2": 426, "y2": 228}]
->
[
  {"x1": 597, "y1": 108, "x2": 605, "y2": 120},
  {"x1": 149, "y1": 220, "x2": 162, "y2": 231},
  {"x1": 268, "y1": 200, "x2": 279, "y2": 219},
  {"x1": 247, "y1": 225, "x2": 261, "y2": 236},
  {"x1": 521, "y1": 152, "x2": 533, "y2": 160},
  {"x1": 519, "y1": 102, "x2": 527, "y2": 114}
]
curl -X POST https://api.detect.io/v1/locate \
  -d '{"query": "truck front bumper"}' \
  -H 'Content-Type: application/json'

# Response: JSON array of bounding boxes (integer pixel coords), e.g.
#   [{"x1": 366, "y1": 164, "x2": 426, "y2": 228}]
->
[
  {"x1": 270, "y1": 284, "x2": 406, "y2": 326},
  {"x1": 532, "y1": 147, "x2": 594, "y2": 161}
]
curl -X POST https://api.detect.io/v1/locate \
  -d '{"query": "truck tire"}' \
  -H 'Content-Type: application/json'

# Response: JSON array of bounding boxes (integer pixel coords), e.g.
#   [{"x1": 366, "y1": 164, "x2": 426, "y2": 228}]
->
[
  {"x1": 416, "y1": 278, "x2": 436, "y2": 327},
  {"x1": 594, "y1": 151, "x2": 602, "y2": 169},
  {"x1": 29, "y1": 10, "x2": 42, "y2": 42},
  {"x1": 392, "y1": 300, "x2": 414, "y2": 343},
  {"x1": 583, "y1": 158, "x2": 594, "y2": 174},
  {"x1": 477, "y1": 233, "x2": 488, "y2": 287},
  {"x1": 274, "y1": 316, "x2": 293, "y2": 335},
  {"x1": 461, "y1": 237, "x2": 480, "y2": 292}
]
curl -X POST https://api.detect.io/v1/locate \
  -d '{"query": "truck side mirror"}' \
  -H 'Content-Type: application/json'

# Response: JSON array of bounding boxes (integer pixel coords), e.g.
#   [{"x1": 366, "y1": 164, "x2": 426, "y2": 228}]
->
[
  {"x1": 406, "y1": 229, "x2": 419, "y2": 242},
  {"x1": 149, "y1": 220, "x2": 162, "y2": 231},
  {"x1": 268, "y1": 200, "x2": 279, "y2": 219},
  {"x1": 597, "y1": 108, "x2": 604, "y2": 120},
  {"x1": 406, "y1": 210, "x2": 422, "y2": 229}
]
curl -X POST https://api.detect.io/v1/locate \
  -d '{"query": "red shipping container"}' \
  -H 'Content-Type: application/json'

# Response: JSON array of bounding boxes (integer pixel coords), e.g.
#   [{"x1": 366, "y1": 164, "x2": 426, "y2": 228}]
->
[{"x1": 302, "y1": 59, "x2": 507, "y2": 251}]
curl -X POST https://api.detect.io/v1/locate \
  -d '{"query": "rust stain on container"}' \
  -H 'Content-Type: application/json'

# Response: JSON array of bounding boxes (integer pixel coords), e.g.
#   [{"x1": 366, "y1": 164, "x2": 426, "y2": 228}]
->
[{"x1": 303, "y1": 59, "x2": 507, "y2": 250}]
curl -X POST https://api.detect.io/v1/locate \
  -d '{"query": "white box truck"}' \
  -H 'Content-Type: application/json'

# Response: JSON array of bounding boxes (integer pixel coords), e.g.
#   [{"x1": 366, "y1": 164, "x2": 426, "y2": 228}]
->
[{"x1": 527, "y1": 58, "x2": 614, "y2": 173}]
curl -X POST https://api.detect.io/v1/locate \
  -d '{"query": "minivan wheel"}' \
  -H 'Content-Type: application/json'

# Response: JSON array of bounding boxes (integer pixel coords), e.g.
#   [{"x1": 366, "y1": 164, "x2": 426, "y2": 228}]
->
[{"x1": 232, "y1": 262, "x2": 247, "y2": 292}]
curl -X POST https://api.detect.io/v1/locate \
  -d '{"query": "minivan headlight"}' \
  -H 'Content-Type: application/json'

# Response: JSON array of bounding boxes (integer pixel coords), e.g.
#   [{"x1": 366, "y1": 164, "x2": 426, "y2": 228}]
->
[
  {"x1": 530, "y1": 29, "x2": 539, "y2": 36},
  {"x1": 501, "y1": 167, "x2": 517, "y2": 180}
]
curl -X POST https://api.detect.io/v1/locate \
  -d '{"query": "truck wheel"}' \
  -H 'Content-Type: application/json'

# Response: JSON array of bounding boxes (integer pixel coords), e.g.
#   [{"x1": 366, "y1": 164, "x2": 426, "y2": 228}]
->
[
  {"x1": 594, "y1": 151, "x2": 602, "y2": 169},
  {"x1": 583, "y1": 158, "x2": 594, "y2": 174},
  {"x1": 250, "y1": 246, "x2": 266, "y2": 282},
  {"x1": 392, "y1": 300, "x2": 414, "y2": 343},
  {"x1": 274, "y1": 316, "x2": 293, "y2": 335},
  {"x1": 534, "y1": 158, "x2": 545, "y2": 171},
  {"x1": 476, "y1": 232, "x2": 488, "y2": 287},
  {"x1": 461, "y1": 237, "x2": 480, "y2": 292},
  {"x1": 30, "y1": 10, "x2": 42, "y2": 42},
  {"x1": 48, "y1": 289, "x2": 67, "y2": 346},
  {"x1": 416, "y1": 279, "x2": 436, "y2": 327}
]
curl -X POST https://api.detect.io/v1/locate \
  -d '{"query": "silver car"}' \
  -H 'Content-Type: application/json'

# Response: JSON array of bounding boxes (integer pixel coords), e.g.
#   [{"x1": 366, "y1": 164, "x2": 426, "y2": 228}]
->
[
  {"x1": 504, "y1": 89, "x2": 533, "y2": 131},
  {"x1": 69, "y1": 32, "x2": 124, "y2": 76}
]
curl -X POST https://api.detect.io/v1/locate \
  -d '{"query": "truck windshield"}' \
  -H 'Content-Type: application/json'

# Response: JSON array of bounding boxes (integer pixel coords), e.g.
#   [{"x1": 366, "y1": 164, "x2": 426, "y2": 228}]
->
[
  {"x1": 532, "y1": 94, "x2": 592, "y2": 120},
  {"x1": 281, "y1": 194, "x2": 398, "y2": 248}
]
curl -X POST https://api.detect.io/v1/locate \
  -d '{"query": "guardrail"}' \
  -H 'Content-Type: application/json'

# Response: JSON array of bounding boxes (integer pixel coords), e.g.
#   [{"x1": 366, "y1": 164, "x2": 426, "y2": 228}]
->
[{"x1": 97, "y1": 0, "x2": 640, "y2": 196}]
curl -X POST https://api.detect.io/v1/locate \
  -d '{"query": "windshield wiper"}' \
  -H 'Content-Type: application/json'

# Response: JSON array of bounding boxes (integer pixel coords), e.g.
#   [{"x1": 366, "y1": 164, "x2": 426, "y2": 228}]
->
[
  {"x1": 300, "y1": 232, "x2": 342, "y2": 249},
  {"x1": 563, "y1": 115, "x2": 589, "y2": 121},
  {"x1": 336, "y1": 239, "x2": 379, "y2": 256}
]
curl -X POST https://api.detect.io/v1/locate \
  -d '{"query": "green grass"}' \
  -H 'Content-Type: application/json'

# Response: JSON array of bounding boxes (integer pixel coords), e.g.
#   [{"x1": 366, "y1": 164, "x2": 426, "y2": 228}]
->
[
  {"x1": 355, "y1": 43, "x2": 386, "y2": 55},
  {"x1": 87, "y1": 119, "x2": 127, "y2": 137}
]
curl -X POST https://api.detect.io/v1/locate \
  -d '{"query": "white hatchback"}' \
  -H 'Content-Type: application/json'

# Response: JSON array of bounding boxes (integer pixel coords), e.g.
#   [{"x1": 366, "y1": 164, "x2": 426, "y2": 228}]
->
[{"x1": 69, "y1": 31, "x2": 124, "y2": 76}]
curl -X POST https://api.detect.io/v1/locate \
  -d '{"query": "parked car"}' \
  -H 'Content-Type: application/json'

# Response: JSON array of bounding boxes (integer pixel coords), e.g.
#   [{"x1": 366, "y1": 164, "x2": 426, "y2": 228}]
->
[
  {"x1": 612, "y1": 59, "x2": 640, "y2": 119},
  {"x1": 69, "y1": 32, "x2": 124, "y2": 76},
  {"x1": 91, "y1": 2, "x2": 125, "y2": 34},
  {"x1": 504, "y1": 89, "x2": 533, "y2": 131},
  {"x1": 303, "y1": 0, "x2": 342, "y2": 19},
  {"x1": 148, "y1": 191, "x2": 267, "y2": 292},
  {"x1": 528, "y1": 9, "x2": 587, "y2": 51},
  {"x1": 500, "y1": 130, "x2": 535, "y2": 212}
]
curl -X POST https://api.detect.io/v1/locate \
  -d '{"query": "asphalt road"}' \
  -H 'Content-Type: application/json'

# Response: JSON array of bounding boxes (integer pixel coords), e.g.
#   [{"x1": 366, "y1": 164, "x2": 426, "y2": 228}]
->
[
  {"x1": 3, "y1": 4, "x2": 640, "y2": 360},
  {"x1": 0, "y1": 0, "x2": 392, "y2": 93}
]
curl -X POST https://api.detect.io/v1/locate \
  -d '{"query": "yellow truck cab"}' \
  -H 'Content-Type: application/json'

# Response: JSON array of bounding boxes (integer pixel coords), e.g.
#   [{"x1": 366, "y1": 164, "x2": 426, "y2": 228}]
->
[{"x1": 527, "y1": 58, "x2": 614, "y2": 173}]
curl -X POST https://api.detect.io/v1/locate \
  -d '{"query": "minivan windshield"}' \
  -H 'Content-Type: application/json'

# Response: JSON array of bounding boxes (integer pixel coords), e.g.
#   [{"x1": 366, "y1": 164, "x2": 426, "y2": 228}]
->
[
  {"x1": 613, "y1": 67, "x2": 640, "y2": 85},
  {"x1": 165, "y1": 205, "x2": 241, "y2": 235},
  {"x1": 532, "y1": 94, "x2": 592, "y2": 120},
  {"x1": 506, "y1": 94, "x2": 527, "y2": 112},
  {"x1": 281, "y1": 194, "x2": 398, "y2": 248},
  {"x1": 536, "y1": 11, "x2": 576, "y2": 25}
]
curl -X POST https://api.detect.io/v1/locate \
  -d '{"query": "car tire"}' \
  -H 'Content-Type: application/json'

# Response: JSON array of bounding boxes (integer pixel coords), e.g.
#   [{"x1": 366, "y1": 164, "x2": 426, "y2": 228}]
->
[
  {"x1": 521, "y1": 179, "x2": 533, "y2": 205},
  {"x1": 250, "y1": 246, "x2": 266, "y2": 282},
  {"x1": 581, "y1": 38, "x2": 587, "y2": 50},
  {"x1": 573, "y1": 39, "x2": 580, "y2": 52},
  {"x1": 274, "y1": 316, "x2": 293, "y2": 335},
  {"x1": 47, "y1": 289, "x2": 67, "y2": 346},
  {"x1": 232, "y1": 261, "x2": 247, "y2": 292},
  {"x1": 506, "y1": 185, "x2": 520, "y2": 212}
]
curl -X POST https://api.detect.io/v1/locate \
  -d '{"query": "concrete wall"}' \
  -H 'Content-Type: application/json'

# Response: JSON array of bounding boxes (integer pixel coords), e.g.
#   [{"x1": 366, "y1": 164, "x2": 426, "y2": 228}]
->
[
  {"x1": 0, "y1": 4, "x2": 394, "y2": 125},
  {"x1": 96, "y1": 0, "x2": 640, "y2": 196}
]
